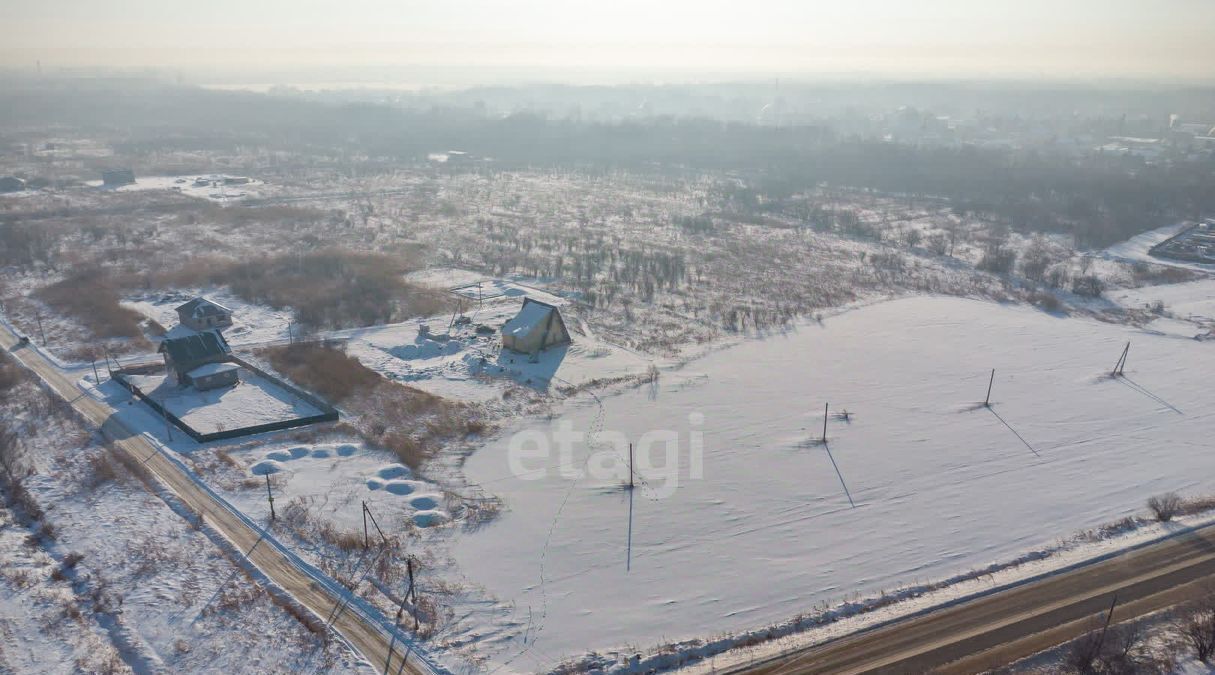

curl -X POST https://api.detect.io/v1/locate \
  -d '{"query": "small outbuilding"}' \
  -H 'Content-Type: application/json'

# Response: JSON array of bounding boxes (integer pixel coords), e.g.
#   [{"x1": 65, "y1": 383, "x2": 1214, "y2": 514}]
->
[
  {"x1": 0, "y1": 176, "x2": 26, "y2": 193},
  {"x1": 501, "y1": 298, "x2": 571, "y2": 354},
  {"x1": 186, "y1": 361, "x2": 240, "y2": 391},
  {"x1": 175, "y1": 296, "x2": 234, "y2": 332},
  {"x1": 159, "y1": 331, "x2": 231, "y2": 384}
]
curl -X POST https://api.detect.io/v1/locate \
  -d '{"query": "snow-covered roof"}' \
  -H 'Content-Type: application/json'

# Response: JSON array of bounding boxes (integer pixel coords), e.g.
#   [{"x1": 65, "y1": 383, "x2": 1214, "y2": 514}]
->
[
  {"x1": 187, "y1": 362, "x2": 239, "y2": 378},
  {"x1": 502, "y1": 299, "x2": 555, "y2": 338},
  {"x1": 176, "y1": 296, "x2": 233, "y2": 319}
]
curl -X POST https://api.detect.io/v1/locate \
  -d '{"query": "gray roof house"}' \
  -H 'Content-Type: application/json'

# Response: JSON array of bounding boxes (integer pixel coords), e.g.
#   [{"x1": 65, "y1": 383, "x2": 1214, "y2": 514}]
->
[
  {"x1": 158, "y1": 331, "x2": 232, "y2": 385},
  {"x1": 175, "y1": 297, "x2": 234, "y2": 332}
]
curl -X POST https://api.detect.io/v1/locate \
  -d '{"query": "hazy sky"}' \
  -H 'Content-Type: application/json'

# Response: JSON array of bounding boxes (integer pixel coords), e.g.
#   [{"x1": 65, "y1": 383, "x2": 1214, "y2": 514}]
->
[{"x1": 3, "y1": 0, "x2": 1214, "y2": 82}]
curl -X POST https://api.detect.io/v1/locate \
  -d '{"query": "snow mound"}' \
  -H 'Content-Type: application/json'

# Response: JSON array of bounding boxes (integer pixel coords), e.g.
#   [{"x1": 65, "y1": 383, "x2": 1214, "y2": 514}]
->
[
  {"x1": 389, "y1": 338, "x2": 464, "y2": 360},
  {"x1": 412, "y1": 510, "x2": 450, "y2": 528},
  {"x1": 409, "y1": 494, "x2": 442, "y2": 510},
  {"x1": 376, "y1": 464, "x2": 411, "y2": 480},
  {"x1": 250, "y1": 460, "x2": 284, "y2": 475},
  {"x1": 383, "y1": 480, "x2": 417, "y2": 496}
]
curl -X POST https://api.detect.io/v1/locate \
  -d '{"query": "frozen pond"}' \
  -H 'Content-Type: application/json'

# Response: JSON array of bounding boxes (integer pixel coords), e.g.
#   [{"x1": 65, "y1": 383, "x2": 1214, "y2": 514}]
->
[{"x1": 451, "y1": 296, "x2": 1215, "y2": 671}]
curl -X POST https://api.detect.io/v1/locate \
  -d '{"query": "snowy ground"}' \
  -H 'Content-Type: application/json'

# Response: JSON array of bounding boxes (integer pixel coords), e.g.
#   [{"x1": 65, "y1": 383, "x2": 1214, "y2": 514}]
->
[
  {"x1": 125, "y1": 369, "x2": 324, "y2": 436},
  {"x1": 225, "y1": 441, "x2": 453, "y2": 531},
  {"x1": 440, "y1": 295, "x2": 1214, "y2": 672},
  {"x1": 1108, "y1": 278, "x2": 1215, "y2": 340},
  {"x1": 336, "y1": 270, "x2": 653, "y2": 404},
  {"x1": 84, "y1": 174, "x2": 265, "y2": 202}
]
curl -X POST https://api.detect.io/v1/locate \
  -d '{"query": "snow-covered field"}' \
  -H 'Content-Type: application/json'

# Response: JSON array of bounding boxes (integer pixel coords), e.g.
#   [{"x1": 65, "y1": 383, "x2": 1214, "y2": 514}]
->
[
  {"x1": 444, "y1": 295, "x2": 1214, "y2": 671},
  {"x1": 125, "y1": 370, "x2": 324, "y2": 436},
  {"x1": 1109, "y1": 278, "x2": 1215, "y2": 339}
]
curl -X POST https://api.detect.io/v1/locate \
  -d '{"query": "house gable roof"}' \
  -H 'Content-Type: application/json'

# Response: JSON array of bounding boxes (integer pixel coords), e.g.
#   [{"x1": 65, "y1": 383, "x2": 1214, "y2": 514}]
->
[
  {"x1": 175, "y1": 296, "x2": 233, "y2": 319},
  {"x1": 158, "y1": 330, "x2": 230, "y2": 364}
]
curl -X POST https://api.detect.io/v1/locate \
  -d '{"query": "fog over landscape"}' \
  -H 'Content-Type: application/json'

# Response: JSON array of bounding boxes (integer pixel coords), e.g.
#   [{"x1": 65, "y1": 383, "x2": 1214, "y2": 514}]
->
[{"x1": 1, "y1": 2, "x2": 1215, "y2": 675}]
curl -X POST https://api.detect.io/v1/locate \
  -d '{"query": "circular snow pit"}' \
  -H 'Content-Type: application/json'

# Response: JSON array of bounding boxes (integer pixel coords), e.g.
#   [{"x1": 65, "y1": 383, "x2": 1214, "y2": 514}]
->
[
  {"x1": 265, "y1": 450, "x2": 292, "y2": 462},
  {"x1": 366, "y1": 478, "x2": 385, "y2": 491},
  {"x1": 383, "y1": 480, "x2": 416, "y2": 496},
  {"x1": 251, "y1": 460, "x2": 284, "y2": 476},
  {"x1": 288, "y1": 447, "x2": 311, "y2": 460},
  {"x1": 377, "y1": 464, "x2": 411, "y2": 480},
  {"x1": 409, "y1": 494, "x2": 441, "y2": 510},
  {"x1": 310, "y1": 448, "x2": 331, "y2": 459},
  {"x1": 412, "y1": 510, "x2": 450, "y2": 528},
  {"x1": 336, "y1": 444, "x2": 358, "y2": 457}
]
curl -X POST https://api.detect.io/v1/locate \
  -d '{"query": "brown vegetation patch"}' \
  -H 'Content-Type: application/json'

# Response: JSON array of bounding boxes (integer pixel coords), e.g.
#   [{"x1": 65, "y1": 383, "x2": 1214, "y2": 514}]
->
[
  {"x1": 35, "y1": 268, "x2": 150, "y2": 345},
  {"x1": 264, "y1": 342, "x2": 482, "y2": 469}
]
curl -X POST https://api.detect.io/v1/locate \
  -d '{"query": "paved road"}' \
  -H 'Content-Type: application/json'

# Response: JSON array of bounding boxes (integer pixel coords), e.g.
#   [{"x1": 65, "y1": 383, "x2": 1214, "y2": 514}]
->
[
  {"x1": 0, "y1": 326, "x2": 434, "y2": 675},
  {"x1": 736, "y1": 522, "x2": 1215, "y2": 674}
]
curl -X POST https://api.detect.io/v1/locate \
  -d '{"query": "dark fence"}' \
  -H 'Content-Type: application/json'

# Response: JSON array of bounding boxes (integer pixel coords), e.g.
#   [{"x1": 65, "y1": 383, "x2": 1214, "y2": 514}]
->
[{"x1": 113, "y1": 358, "x2": 338, "y2": 443}]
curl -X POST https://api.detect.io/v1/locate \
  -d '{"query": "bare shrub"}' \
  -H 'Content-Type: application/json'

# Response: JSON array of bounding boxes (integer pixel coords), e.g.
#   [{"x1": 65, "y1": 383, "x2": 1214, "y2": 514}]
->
[
  {"x1": 1178, "y1": 596, "x2": 1215, "y2": 663},
  {"x1": 1148, "y1": 492, "x2": 1182, "y2": 522},
  {"x1": 264, "y1": 343, "x2": 379, "y2": 404},
  {"x1": 1072, "y1": 274, "x2": 1105, "y2": 298}
]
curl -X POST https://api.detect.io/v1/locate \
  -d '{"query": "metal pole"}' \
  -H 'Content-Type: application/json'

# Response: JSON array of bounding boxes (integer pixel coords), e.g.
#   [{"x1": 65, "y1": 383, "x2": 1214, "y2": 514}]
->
[
  {"x1": 91, "y1": 359, "x2": 100, "y2": 383},
  {"x1": 984, "y1": 369, "x2": 995, "y2": 407},
  {"x1": 363, "y1": 501, "x2": 369, "y2": 549},
  {"x1": 822, "y1": 402, "x2": 829, "y2": 442}
]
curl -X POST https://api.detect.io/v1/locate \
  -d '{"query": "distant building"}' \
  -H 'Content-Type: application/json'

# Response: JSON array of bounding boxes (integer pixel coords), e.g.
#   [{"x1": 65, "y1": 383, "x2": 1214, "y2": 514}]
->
[
  {"x1": 175, "y1": 297, "x2": 234, "y2": 332},
  {"x1": 0, "y1": 176, "x2": 25, "y2": 193},
  {"x1": 159, "y1": 331, "x2": 232, "y2": 385},
  {"x1": 101, "y1": 168, "x2": 135, "y2": 186},
  {"x1": 501, "y1": 298, "x2": 571, "y2": 354}
]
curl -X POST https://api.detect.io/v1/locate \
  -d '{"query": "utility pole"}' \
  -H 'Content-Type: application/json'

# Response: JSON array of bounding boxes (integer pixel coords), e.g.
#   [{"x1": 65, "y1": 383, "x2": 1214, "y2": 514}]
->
[
  {"x1": 984, "y1": 369, "x2": 996, "y2": 407},
  {"x1": 822, "y1": 402, "x2": 829, "y2": 443},
  {"x1": 90, "y1": 358, "x2": 100, "y2": 383},
  {"x1": 1112, "y1": 342, "x2": 1130, "y2": 377},
  {"x1": 265, "y1": 473, "x2": 276, "y2": 522},
  {"x1": 628, "y1": 443, "x2": 635, "y2": 490},
  {"x1": 363, "y1": 500, "x2": 369, "y2": 548}
]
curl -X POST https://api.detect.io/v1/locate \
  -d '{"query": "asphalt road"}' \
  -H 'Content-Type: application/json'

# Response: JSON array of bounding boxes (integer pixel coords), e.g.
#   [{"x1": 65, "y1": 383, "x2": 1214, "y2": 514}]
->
[
  {"x1": 736, "y1": 521, "x2": 1215, "y2": 674},
  {"x1": 0, "y1": 325, "x2": 433, "y2": 675}
]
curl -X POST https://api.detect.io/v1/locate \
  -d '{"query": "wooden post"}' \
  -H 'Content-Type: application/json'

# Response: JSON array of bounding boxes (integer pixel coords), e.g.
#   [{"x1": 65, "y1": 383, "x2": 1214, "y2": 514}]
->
[
  {"x1": 1094, "y1": 594, "x2": 1118, "y2": 654},
  {"x1": 159, "y1": 394, "x2": 173, "y2": 441},
  {"x1": 34, "y1": 310, "x2": 46, "y2": 346},
  {"x1": 406, "y1": 557, "x2": 418, "y2": 631},
  {"x1": 984, "y1": 369, "x2": 995, "y2": 407},
  {"x1": 822, "y1": 402, "x2": 829, "y2": 443},
  {"x1": 266, "y1": 473, "x2": 276, "y2": 522},
  {"x1": 628, "y1": 443, "x2": 635, "y2": 489},
  {"x1": 362, "y1": 501, "x2": 369, "y2": 549},
  {"x1": 90, "y1": 359, "x2": 100, "y2": 383}
]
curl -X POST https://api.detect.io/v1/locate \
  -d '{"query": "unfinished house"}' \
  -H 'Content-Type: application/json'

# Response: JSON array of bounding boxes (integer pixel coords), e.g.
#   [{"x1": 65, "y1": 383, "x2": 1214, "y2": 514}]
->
[
  {"x1": 501, "y1": 298, "x2": 571, "y2": 354},
  {"x1": 159, "y1": 331, "x2": 236, "y2": 389},
  {"x1": 175, "y1": 297, "x2": 234, "y2": 332}
]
